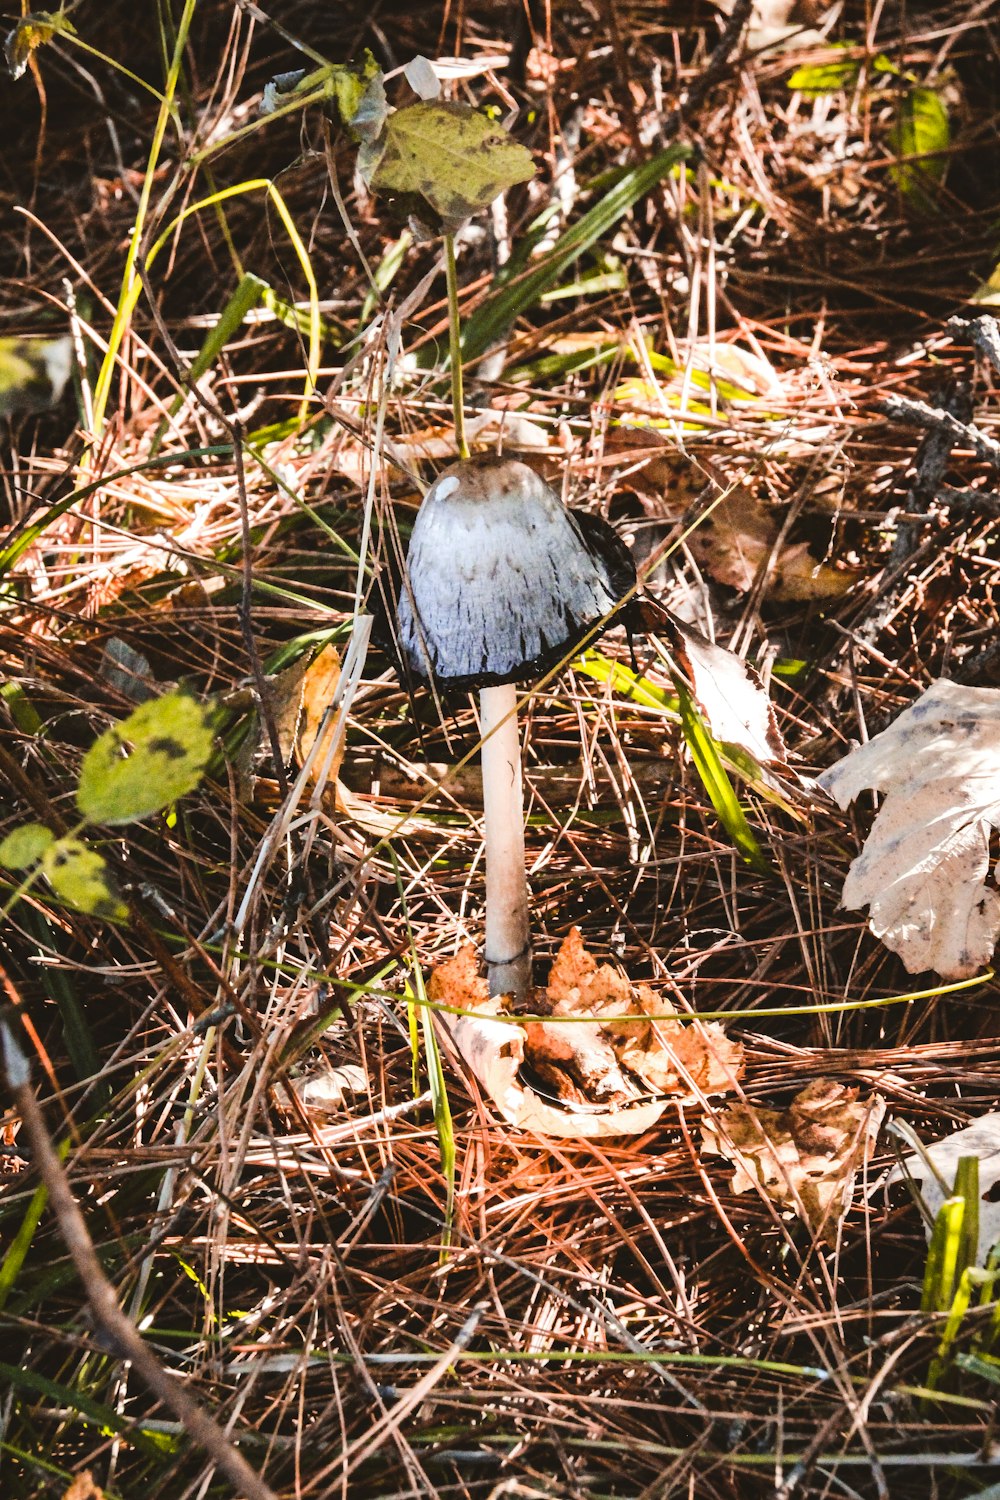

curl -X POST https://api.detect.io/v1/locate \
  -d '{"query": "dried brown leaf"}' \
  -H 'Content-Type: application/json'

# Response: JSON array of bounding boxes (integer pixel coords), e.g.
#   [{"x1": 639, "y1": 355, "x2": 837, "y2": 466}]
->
[
  {"x1": 688, "y1": 491, "x2": 856, "y2": 601},
  {"x1": 61, "y1": 1474, "x2": 104, "y2": 1500},
  {"x1": 702, "y1": 1079, "x2": 885, "y2": 1243}
]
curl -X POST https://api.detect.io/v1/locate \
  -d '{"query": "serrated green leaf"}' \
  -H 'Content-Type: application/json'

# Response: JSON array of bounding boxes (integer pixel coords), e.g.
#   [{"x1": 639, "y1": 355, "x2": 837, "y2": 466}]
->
[
  {"x1": 4, "y1": 11, "x2": 76, "y2": 80},
  {"x1": 0, "y1": 336, "x2": 72, "y2": 418},
  {"x1": 41, "y1": 838, "x2": 128, "y2": 922},
  {"x1": 889, "y1": 85, "x2": 949, "y2": 211},
  {"x1": 77, "y1": 692, "x2": 215, "y2": 826},
  {"x1": 0, "y1": 823, "x2": 54, "y2": 870},
  {"x1": 365, "y1": 101, "x2": 534, "y2": 231}
]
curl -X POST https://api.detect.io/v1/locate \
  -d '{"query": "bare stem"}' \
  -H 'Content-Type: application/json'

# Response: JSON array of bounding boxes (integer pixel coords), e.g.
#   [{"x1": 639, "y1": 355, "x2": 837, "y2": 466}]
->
[
  {"x1": 479, "y1": 683, "x2": 532, "y2": 999},
  {"x1": 443, "y1": 231, "x2": 469, "y2": 460}
]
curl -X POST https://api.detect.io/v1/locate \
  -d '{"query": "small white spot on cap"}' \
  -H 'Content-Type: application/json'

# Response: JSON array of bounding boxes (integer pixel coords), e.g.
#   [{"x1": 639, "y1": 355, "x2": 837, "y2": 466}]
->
[{"x1": 435, "y1": 475, "x2": 460, "y2": 500}]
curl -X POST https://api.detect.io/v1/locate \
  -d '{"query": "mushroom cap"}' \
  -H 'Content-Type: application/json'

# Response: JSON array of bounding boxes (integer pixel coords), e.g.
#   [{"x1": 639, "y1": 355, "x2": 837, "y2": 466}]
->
[{"x1": 396, "y1": 455, "x2": 634, "y2": 688}]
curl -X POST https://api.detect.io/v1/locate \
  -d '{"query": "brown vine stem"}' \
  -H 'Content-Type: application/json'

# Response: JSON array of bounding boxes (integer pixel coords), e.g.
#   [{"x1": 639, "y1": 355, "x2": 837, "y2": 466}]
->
[{"x1": 2, "y1": 1020, "x2": 278, "y2": 1500}]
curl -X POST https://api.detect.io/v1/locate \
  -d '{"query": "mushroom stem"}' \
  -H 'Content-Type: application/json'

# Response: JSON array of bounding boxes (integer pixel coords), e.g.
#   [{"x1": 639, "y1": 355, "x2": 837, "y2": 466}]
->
[{"x1": 479, "y1": 683, "x2": 532, "y2": 1000}]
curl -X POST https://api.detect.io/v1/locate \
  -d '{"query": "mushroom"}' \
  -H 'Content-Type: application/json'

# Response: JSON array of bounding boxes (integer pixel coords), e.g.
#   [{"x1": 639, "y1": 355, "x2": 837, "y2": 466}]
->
[{"x1": 394, "y1": 455, "x2": 635, "y2": 1001}]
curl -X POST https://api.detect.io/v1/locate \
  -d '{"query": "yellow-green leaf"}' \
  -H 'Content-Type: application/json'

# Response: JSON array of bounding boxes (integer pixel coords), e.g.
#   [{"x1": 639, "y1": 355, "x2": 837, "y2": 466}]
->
[
  {"x1": 787, "y1": 52, "x2": 860, "y2": 98},
  {"x1": 0, "y1": 823, "x2": 54, "y2": 870},
  {"x1": 889, "y1": 86, "x2": 949, "y2": 210},
  {"x1": 77, "y1": 692, "x2": 215, "y2": 826},
  {"x1": 4, "y1": 11, "x2": 76, "y2": 80},
  {"x1": 0, "y1": 336, "x2": 72, "y2": 418},
  {"x1": 366, "y1": 101, "x2": 534, "y2": 231},
  {"x1": 330, "y1": 50, "x2": 386, "y2": 143},
  {"x1": 41, "y1": 837, "x2": 128, "y2": 922}
]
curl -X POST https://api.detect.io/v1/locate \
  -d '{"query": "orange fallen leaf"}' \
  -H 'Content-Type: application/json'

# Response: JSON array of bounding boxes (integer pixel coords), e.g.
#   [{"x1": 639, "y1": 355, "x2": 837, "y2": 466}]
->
[{"x1": 427, "y1": 928, "x2": 744, "y2": 1137}]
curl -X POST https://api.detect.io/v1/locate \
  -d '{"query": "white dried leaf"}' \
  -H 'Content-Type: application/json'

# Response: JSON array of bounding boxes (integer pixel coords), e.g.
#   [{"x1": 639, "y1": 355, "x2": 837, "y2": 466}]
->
[
  {"x1": 277, "y1": 1063, "x2": 369, "y2": 1117},
  {"x1": 403, "y1": 55, "x2": 440, "y2": 99},
  {"x1": 669, "y1": 619, "x2": 787, "y2": 767},
  {"x1": 888, "y1": 1113, "x2": 1000, "y2": 1266},
  {"x1": 818, "y1": 680, "x2": 1000, "y2": 978},
  {"x1": 445, "y1": 999, "x2": 666, "y2": 1139},
  {"x1": 429, "y1": 944, "x2": 665, "y2": 1138}
]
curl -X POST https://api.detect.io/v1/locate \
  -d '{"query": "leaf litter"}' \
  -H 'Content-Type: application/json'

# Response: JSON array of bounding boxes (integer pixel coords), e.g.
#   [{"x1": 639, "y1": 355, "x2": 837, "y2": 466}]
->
[
  {"x1": 4, "y1": 2, "x2": 1000, "y2": 1492},
  {"x1": 429, "y1": 928, "x2": 744, "y2": 1138},
  {"x1": 703, "y1": 1080, "x2": 886, "y2": 1244},
  {"x1": 819, "y1": 679, "x2": 1000, "y2": 978}
]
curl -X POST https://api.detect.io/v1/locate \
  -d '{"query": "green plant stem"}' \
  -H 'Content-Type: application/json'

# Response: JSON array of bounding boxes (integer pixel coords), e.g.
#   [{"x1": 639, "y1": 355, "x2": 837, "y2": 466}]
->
[{"x1": 443, "y1": 232, "x2": 469, "y2": 459}]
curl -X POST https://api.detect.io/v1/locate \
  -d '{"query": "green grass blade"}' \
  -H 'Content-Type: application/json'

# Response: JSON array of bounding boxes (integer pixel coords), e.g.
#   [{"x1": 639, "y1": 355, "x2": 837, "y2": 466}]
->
[
  {"x1": 21, "y1": 907, "x2": 103, "y2": 1093},
  {"x1": 922, "y1": 1196, "x2": 967, "y2": 1313},
  {"x1": 0, "y1": 1179, "x2": 51, "y2": 1314},
  {"x1": 151, "y1": 272, "x2": 269, "y2": 451},
  {"x1": 0, "y1": 1360, "x2": 167, "y2": 1454},
  {"x1": 88, "y1": 0, "x2": 197, "y2": 449},
  {"x1": 421, "y1": 995, "x2": 456, "y2": 1256},
  {"x1": 953, "y1": 1155, "x2": 980, "y2": 1283},
  {"x1": 676, "y1": 682, "x2": 769, "y2": 873},
  {"x1": 575, "y1": 648, "x2": 678, "y2": 712}
]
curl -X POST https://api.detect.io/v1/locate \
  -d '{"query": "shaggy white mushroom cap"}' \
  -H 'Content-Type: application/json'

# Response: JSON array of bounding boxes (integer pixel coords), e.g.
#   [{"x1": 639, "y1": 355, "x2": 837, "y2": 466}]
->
[{"x1": 396, "y1": 456, "x2": 625, "y2": 686}]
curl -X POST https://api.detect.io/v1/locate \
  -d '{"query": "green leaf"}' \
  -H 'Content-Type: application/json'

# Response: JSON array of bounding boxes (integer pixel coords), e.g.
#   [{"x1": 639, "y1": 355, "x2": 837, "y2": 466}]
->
[
  {"x1": 0, "y1": 336, "x2": 72, "y2": 418},
  {"x1": 77, "y1": 692, "x2": 215, "y2": 826},
  {"x1": 0, "y1": 680, "x2": 43, "y2": 733},
  {"x1": 787, "y1": 51, "x2": 861, "y2": 97},
  {"x1": 365, "y1": 100, "x2": 535, "y2": 232},
  {"x1": 330, "y1": 50, "x2": 386, "y2": 144},
  {"x1": 889, "y1": 85, "x2": 950, "y2": 210},
  {"x1": 41, "y1": 837, "x2": 128, "y2": 922},
  {"x1": 676, "y1": 683, "x2": 770, "y2": 874},
  {"x1": 4, "y1": 10, "x2": 76, "y2": 80},
  {"x1": 0, "y1": 823, "x2": 54, "y2": 870}
]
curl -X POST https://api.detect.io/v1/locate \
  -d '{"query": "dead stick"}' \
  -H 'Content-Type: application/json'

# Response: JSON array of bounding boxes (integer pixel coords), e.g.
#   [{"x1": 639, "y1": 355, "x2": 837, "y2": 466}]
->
[
  {"x1": 947, "y1": 315, "x2": 1000, "y2": 377},
  {"x1": 1, "y1": 1020, "x2": 278, "y2": 1500},
  {"x1": 879, "y1": 393, "x2": 1000, "y2": 467}
]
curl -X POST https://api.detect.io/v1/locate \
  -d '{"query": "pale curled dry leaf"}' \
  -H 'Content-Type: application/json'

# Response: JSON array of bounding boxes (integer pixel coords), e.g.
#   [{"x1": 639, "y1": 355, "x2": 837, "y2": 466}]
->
[
  {"x1": 428, "y1": 930, "x2": 744, "y2": 1138},
  {"x1": 276, "y1": 1063, "x2": 369, "y2": 1119},
  {"x1": 702, "y1": 1080, "x2": 885, "y2": 1243},
  {"x1": 888, "y1": 1113, "x2": 1000, "y2": 1266},
  {"x1": 819, "y1": 679, "x2": 1000, "y2": 978},
  {"x1": 662, "y1": 616, "x2": 787, "y2": 769}
]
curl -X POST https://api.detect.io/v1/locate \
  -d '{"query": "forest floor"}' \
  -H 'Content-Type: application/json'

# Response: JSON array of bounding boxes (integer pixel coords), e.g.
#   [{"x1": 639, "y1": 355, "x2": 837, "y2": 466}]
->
[{"x1": 2, "y1": 2, "x2": 1000, "y2": 1497}]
